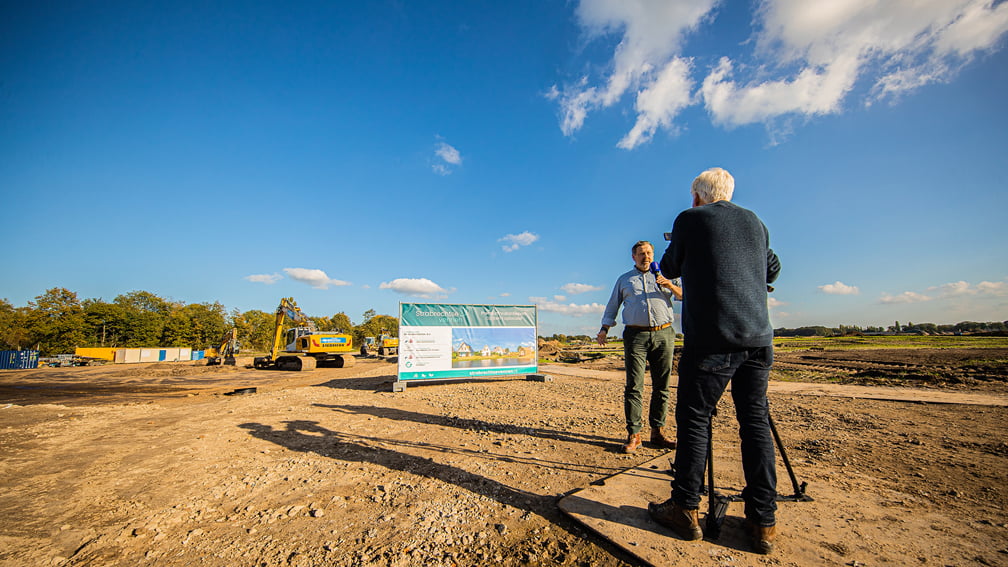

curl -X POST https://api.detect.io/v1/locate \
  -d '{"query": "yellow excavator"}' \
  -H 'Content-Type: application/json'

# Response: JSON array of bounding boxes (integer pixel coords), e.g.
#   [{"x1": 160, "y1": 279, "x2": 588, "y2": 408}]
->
[
  {"x1": 360, "y1": 332, "x2": 399, "y2": 359},
  {"x1": 206, "y1": 327, "x2": 240, "y2": 366},
  {"x1": 253, "y1": 297, "x2": 356, "y2": 371}
]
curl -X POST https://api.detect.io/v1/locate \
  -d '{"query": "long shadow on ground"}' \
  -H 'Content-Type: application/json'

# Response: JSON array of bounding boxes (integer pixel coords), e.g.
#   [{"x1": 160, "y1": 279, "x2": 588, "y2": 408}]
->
[
  {"x1": 238, "y1": 419, "x2": 647, "y2": 565},
  {"x1": 317, "y1": 404, "x2": 614, "y2": 449}
]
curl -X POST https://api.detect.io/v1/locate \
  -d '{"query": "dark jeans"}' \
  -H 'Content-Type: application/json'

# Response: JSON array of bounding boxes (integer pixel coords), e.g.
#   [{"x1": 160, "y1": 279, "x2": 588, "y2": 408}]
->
[
  {"x1": 671, "y1": 346, "x2": 777, "y2": 526},
  {"x1": 623, "y1": 326, "x2": 674, "y2": 435}
]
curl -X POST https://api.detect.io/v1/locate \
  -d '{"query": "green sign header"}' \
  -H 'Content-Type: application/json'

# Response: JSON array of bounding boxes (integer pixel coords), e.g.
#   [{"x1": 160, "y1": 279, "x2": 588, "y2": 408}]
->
[{"x1": 400, "y1": 303, "x2": 537, "y2": 327}]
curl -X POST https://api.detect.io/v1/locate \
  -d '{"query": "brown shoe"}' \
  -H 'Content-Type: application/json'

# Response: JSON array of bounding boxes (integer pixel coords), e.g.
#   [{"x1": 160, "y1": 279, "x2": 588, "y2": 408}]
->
[
  {"x1": 649, "y1": 427, "x2": 677, "y2": 449},
  {"x1": 748, "y1": 522, "x2": 777, "y2": 554},
  {"x1": 622, "y1": 432, "x2": 642, "y2": 453},
  {"x1": 648, "y1": 499, "x2": 702, "y2": 540}
]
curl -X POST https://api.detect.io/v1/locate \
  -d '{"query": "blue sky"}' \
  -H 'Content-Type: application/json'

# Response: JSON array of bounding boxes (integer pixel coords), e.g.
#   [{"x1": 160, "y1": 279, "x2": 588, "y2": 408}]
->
[{"x1": 2, "y1": 1, "x2": 1007, "y2": 336}]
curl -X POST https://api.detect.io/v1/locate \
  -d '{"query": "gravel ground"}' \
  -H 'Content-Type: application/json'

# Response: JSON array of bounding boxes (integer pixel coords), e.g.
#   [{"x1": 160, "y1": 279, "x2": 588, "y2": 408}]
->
[{"x1": 0, "y1": 354, "x2": 1005, "y2": 566}]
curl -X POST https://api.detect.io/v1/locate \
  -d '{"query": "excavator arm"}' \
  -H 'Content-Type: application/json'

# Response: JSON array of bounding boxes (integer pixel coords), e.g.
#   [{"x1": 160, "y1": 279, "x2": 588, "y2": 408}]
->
[{"x1": 268, "y1": 297, "x2": 316, "y2": 359}]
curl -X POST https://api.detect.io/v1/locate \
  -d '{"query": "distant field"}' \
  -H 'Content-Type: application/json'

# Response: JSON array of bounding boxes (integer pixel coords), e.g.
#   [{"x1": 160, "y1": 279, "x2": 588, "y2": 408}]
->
[
  {"x1": 562, "y1": 334, "x2": 1008, "y2": 355},
  {"x1": 772, "y1": 334, "x2": 1008, "y2": 352}
]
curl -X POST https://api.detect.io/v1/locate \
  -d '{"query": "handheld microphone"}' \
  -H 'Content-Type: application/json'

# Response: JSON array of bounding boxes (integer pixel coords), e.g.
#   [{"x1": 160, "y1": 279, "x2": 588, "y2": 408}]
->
[{"x1": 649, "y1": 261, "x2": 660, "y2": 275}]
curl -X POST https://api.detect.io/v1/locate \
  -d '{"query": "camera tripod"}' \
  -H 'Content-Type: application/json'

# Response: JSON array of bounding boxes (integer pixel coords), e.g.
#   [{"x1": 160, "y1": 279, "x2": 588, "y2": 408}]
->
[{"x1": 704, "y1": 405, "x2": 813, "y2": 538}]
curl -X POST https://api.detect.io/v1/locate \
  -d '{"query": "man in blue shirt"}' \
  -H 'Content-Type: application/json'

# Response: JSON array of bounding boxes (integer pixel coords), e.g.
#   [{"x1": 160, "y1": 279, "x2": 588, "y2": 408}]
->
[
  {"x1": 597, "y1": 240, "x2": 683, "y2": 453},
  {"x1": 649, "y1": 167, "x2": 781, "y2": 554}
]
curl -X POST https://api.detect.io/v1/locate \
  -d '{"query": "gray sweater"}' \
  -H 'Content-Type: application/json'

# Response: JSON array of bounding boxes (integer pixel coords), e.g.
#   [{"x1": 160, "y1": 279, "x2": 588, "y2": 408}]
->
[{"x1": 659, "y1": 200, "x2": 780, "y2": 353}]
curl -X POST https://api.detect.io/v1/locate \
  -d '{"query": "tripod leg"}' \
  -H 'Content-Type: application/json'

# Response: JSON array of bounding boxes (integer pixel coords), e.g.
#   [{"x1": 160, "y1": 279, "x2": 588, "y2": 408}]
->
[
  {"x1": 706, "y1": 411, "x2": 728, "y2": 537},
  {"x1": 768, "y1": 411, "x2": 812, "y2": 502}
]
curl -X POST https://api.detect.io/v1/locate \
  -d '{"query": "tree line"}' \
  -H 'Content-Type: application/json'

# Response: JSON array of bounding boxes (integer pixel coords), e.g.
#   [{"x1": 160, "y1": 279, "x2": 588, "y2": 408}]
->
[
  {"x1": 774, "y1": 320, "x2": 1008, "y2": 337},
  {"x1": 0, "y1": 288, "x2": 399, "y2": 356},
  {"x1": 542, "y1": 320, "x2": 1008, "y2": 345}
]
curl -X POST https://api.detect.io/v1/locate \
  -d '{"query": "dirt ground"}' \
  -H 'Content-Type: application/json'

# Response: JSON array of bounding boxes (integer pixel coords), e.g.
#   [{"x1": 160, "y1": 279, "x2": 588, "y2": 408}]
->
[{"x1": 0, "y1": 347, "x2": 1006, "y2": 566}]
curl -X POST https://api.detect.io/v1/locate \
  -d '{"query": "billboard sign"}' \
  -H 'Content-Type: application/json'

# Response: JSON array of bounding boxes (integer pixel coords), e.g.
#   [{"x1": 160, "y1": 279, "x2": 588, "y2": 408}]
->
[{"x1": 398, "y1": 303, "x2": 538, "y2": 382}]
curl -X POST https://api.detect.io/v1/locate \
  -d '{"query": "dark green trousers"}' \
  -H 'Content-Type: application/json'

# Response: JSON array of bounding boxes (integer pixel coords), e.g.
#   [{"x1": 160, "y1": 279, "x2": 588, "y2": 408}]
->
[{"x1": 623, "y1": 326, "x2": 675, "y2": 434}]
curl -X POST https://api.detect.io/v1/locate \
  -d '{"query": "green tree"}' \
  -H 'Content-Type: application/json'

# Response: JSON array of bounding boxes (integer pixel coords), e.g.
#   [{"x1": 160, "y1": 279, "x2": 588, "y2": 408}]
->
[
  {"x1": 27, "y1": 288, "x2": 87, "y2": 355},
  {"x1": 162, "y1": 302, "x2": 228, "y2": 347},
  {"x1": 312, "y1": 312, "x2": 353, "y2": 333},
  {"x1": 0, "y1": 299, "x2": 31, "y2": 350},
  {"x1": 81, "y1": 298, "x2": 128, "y2": 347},
  {"x1": 236, "y1": 309, "x2": 277, "y2": 353},
  {"x1": 330, "y1": 312, "x2": 353, "y2": 333},
  {"x1": 114, "y1": 291, "x2": 171, "y2": 346},
  {"x1": 353, "y1": 313, "x2": 398, "y2": 346}
]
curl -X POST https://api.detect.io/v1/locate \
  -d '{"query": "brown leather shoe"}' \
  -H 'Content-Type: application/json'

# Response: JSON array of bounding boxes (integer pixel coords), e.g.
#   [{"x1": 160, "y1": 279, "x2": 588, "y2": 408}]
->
[
  {"x1": 622, "y1": 432, "x2": 642, "y2": 453},
  {"x1": 648, "y1": 499, "x2": 702, "y2": 540},
  {"x1": 650, "y1": 427, "x2": 677, "y2": 449},
  {"x1": 748, "y1": 522, "x2": 777, "y2": 554}
]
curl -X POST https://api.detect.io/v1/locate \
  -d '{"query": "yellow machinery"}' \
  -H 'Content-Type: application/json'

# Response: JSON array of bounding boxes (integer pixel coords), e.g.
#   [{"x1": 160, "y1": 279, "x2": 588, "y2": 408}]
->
[
  {"x1": 253, "y1": 297, "x2": 355, "y2": 371},
  {"x1": 360, "y1": 333, "x2": 399, "y2": 359},
  {"x1": 206, "y1": 327, "x2": 240, "y2": 366}
]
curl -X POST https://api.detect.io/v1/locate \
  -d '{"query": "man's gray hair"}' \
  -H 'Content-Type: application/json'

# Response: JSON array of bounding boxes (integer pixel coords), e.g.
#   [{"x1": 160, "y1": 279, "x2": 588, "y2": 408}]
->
[{"x1": 692, "y1": 167, "x2": 734, "y2": 203}]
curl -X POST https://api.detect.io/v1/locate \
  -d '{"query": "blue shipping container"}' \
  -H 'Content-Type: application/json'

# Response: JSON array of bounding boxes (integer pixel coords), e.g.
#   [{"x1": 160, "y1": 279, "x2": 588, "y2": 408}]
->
[
  {"x1": 191, "y1": 350, "x2": 205, "y2": 360},
  {"x1": 0, "y1": 350, "x2": 40, "y2": 370}
]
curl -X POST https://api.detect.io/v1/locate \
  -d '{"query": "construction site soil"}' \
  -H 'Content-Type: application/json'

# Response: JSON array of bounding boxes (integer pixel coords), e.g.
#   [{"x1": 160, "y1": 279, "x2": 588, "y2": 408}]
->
[{"x1": 1, "y1": 346, "x2": 1006, "y2": 566}]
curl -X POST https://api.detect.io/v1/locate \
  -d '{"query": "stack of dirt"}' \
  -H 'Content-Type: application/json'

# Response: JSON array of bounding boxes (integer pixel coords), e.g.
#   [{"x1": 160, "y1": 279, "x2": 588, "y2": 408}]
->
[{"x1": 537, "y1": 339, "x2": 563, "y2": 358}]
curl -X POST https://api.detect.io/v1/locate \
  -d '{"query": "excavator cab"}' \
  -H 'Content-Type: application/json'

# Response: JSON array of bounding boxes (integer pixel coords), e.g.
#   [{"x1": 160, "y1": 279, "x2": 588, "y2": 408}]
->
[{"x1": 284, "y1": 327, "x2": 316, "y2": 352}]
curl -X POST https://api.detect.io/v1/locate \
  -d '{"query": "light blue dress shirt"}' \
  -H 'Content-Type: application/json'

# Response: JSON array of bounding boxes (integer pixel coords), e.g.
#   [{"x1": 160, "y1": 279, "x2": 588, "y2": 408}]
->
[{"x1": 601, "y1": 267, "x2": 679, "y2": 329}]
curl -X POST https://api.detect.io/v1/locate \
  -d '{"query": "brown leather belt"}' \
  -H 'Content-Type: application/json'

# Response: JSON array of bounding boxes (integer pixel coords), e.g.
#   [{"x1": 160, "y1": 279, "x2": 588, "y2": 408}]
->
[{"x1": 625, "y1": 322, "x2": 672, "y2": 332}]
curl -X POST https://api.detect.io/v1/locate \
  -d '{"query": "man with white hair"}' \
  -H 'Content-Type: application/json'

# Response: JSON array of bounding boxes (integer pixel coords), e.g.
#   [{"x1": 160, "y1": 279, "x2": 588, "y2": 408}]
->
[{"x1": 649, "y1": 167, "x2": 782, "y2": 554}]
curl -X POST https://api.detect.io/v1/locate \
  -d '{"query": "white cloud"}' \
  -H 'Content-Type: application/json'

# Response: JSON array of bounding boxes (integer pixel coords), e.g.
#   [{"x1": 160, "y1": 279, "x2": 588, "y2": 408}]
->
[
  {"x1": 818, "y1": 281, "x2": 860, "y2": 295},
  {"x1": 557, "y1": 0, "x2": 1008, "y2": 145},
  {"x1": 977, "y1": 280, "x2": 1008, "y2": 296},
  {"x1": 245, "y1": 273, "x2": 282, "y2": 285},
  {"x1": 745, "y1": 0, "x2": 1008, "y2": 111},
  {"x1": 530, "y1": 296, "x2": 606, "y2": 317},
  {"x1": 283, "y1": 268, "x2": 351, "y2": 290},
  {"x1": 878, "y1": 278, "x2": 1008, "y2": 305},
  {"x1": 432, "y1": 141, "x2": 462, "y2": 175},
  {"x1": 553, "y1": 0, "x2": 716, "y2": 143},
  {"x1": 499, "y1": 231, "x2": 540, "y2": 252},
  {"x1": 929, "y1": 280, "x2": 975, "y2": 297},
  {"x1": 380, "y1": 278, "x2": 451, "y2": 298},
  {"x1": 701, "y1": 54, "x2": 858, "y2": 128},
  {"x1": 435, "y1": 142, "x2": 462, "y2": 165},
  {"x1": 929, "y1": 279, "x2": 1008, "y2": 297},
  {"x1": 768, "y1": 297, "x2": 786, "y2": 308},
  {"x1": 879, "y1": 291, "x2": 933, "y2": 304},
  {"x1": 934, "y1": 0, "x2": 1008, "y2": 57},
  {"x1": 618, "y1": 57, "x2": 694, "y2": 149},
  {"x1": 561, "y1": 282, "x2": 603, "y2": 294}
]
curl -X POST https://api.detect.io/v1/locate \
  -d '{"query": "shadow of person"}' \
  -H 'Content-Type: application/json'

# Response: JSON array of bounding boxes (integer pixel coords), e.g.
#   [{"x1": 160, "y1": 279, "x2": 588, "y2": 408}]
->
[
  {"x1": 312, "y1": 375, "x2": 519, "y2": 392},
  {"x1": 315, "y1": 404, "x2": 614, "y2": 449},
  {"x1": 238, "y1": 419, "x2": 549, "y2": 517},
  {"x1": 239, "y1": 419, "x2": 680, "y2": 561}
]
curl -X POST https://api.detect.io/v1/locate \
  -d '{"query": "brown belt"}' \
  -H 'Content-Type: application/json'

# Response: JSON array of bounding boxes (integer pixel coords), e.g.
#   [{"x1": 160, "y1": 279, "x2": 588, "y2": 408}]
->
[{"x1": 625, "y1": 322, "x2": 672, "y2": 332}]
